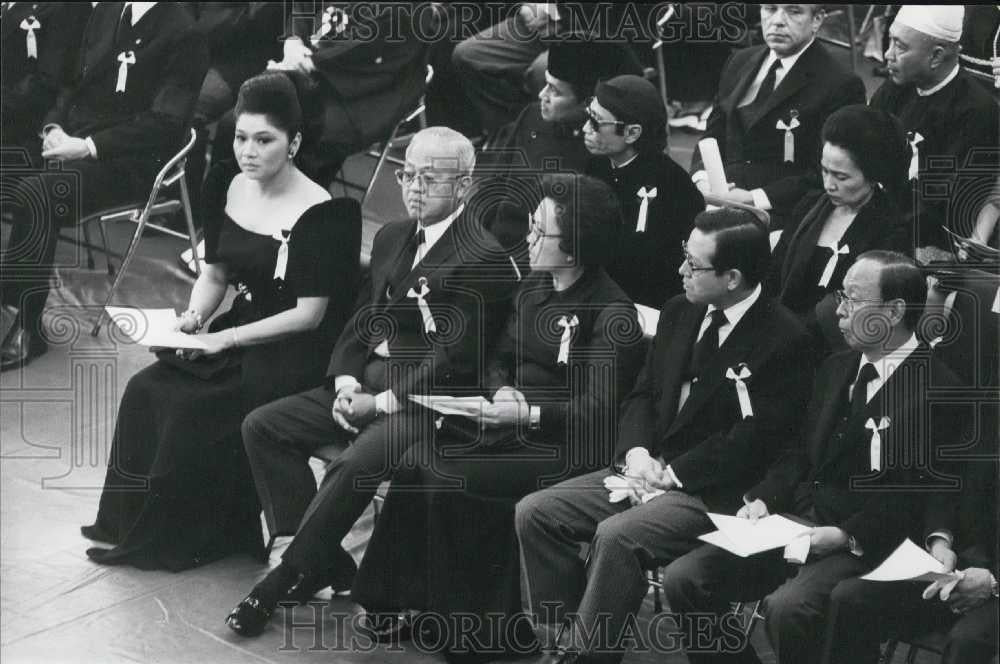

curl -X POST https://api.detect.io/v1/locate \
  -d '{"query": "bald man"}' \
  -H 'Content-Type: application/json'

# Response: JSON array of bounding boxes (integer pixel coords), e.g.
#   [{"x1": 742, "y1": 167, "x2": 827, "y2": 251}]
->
[
  {"x1": 871, "y1": 5, "x2": 999, "y2": 257},
  {"x1": 226, "y1": 127, "x2": 521, "y2": 637}
]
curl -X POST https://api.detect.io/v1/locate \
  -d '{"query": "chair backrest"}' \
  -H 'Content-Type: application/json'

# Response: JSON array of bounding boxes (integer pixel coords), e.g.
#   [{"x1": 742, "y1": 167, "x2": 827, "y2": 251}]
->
[{"x1": 133, "y1": 127, "x2": 198, "y2": 221}]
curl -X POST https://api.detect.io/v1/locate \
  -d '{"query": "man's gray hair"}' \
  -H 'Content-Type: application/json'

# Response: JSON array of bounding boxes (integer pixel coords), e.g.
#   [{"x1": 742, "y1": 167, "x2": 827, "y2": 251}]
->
[{"x1": 409, "y1": 126, "x2": 476, "y2": 175}]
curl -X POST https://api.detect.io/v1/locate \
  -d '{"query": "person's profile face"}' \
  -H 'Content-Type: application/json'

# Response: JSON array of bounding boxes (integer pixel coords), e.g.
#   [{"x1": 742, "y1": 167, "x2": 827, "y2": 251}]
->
[
  {"x1": 233, "y1": 113, "x2": 292, "y2": 181},
  {"x1": 679, "y1": 228, "x2": 728, "y2": 305},
  {"x1": 760, "y1": 5, "x2": 823, "y2": 57},
  {"x1": 581, "y1": 98, "x2": 629, "y2": 157},
  {"x1": 539, "y1": 72, "x2": 581, "y2": 123},
  {"x1": 526, "y1": 197, "x2": 571, "y2": 272},
  {"x1": 884, "y1": 22, "x2": 935, "y2": 86},
  {"x1": 821, "y1": 142, "x2": 873, "y2": 209},
  {"x1": 836, "y1": 259, "x2": 892, "y2": 351},
  {"x1": 399, "y1": 136, "x2": 466, "y2": 224}
]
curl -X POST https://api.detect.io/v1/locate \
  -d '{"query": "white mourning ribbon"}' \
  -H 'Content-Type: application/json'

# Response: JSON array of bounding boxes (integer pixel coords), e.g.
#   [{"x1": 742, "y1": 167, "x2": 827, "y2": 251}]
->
[
  {"x1": 556, "y1": 315, "x2": 579, "y2": 365},
  {"x1": 818, "y1": 244, "x2": 850, "y2": 288},
  {"x1": 20, "y1": 16, "x2": 40, "y2": 59},
  {"x1": 407, "y1": 277, "x2": 436, "y2": 333},
  {"x1": 635, "y1": 186, "x2": 657, "y2": 232},
  {"x1": 116, "y1": 51, "x2": 136, "y2": 92},
  {"x1": 272, "y1": 229, "x2": 291, "y2": 280},
  {"x1": 865, "y1": 416, "x2": 891, "y2": 472},
  {"x1": 317, "y1": 5, "x2": 348, "y2": 39},
  {"x1": 776, "y1": 110, "x2": 800, "y2": 162},
  {"x1": 908, "y1": 132, "x2": 924, "y2": 181},
  {"x1": 726, "y1": 364, "x2": 754, "y2": 418}
]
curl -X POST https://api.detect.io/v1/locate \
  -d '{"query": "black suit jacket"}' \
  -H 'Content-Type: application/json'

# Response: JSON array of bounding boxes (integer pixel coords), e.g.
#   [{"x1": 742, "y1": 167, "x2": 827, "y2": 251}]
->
[
  {"x1": 746, "y1": 346, "x2": 965, "y2": 563},
  {"x1": 190, "y1": 2, "x2": 283, "y2": 90},
  {"x1": 1, "y1": 2, "x2": 90, "y2": 143},
  {"x1": 691, "y1": 41, "x2": 865, "y2": 218},
  {"x1": 44, "y1": 2, "x2": 208, "y2": 166},
  {"x1": 616, "y1": 293, "x2": 814, "y2": 512},
  {"x1": 326, "y1": 210, "x2": 520, "y2": 401}
]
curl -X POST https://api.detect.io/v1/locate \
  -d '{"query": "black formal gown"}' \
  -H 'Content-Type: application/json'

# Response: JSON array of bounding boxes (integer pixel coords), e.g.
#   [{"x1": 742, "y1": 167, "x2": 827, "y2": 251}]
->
[
  {"x1": 81, "y1": 163, "x2": 361, "y2": 570},
  {"x1": 352, "y1": 268, "x2": 645, "y2": 652}
]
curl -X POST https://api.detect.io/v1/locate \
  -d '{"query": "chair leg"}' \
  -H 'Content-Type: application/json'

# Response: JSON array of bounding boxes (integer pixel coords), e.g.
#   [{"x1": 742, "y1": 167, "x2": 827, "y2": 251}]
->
[
  {"x1": 81, "y1": 222, "x2": 95, "y2": 270},
  {"x1": 177, "y1": 173, "x2": 200, "y2": 276},
  {"x1": 262, "y1": 534, "x2": 276, "y2": 563},
  {"x1": 92, "y1": 210, "x2": 148, "y2": 336},
  {"x1": 650, "y1": 570, "x2": 663, "y2": 614},
  {"x1": 363, "y1": 120, "x2": 403, "y2": 208}
]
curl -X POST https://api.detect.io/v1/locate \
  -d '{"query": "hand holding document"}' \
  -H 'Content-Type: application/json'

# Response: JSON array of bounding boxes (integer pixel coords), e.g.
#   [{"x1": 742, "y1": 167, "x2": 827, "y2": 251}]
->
[
  {"x1": 698, "y1": 512, "x2": 812, "y2": 557},
  {"x1": 105, "y1": 307, "x2": 207, "y2": 349},
  {"x1": 407, "y1": 395, "x2": 491, "y2": 418},
  {"x1": 862, "y1": 538, "x2": 960, "y2": 583},
  {"x1": 697, "y1": 138, "x2": 729, "y2": 195}
]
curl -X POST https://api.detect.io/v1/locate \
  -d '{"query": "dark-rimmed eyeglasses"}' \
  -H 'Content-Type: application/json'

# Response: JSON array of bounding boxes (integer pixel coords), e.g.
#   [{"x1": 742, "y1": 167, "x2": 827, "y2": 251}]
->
[
  {"x1": 526, "y1": 214, "x2": 564, "y2": 242},
  {"x1": 833, "y1": 290, "x2": 884, "y2": 311},
  {"x1": 583, "y1": 97, "x2": 626, "y2": 131},
  {"x1": 394, "y1": 169, "x2": 462, "y2": 188},
  {"x1": 681, "y1": 241, "x2": 716, "y2": 273}
]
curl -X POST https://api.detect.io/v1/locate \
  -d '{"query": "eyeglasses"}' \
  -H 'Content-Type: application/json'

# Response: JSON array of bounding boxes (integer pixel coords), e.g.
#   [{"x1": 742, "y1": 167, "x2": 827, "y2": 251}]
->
[
  {"x1": 681, "y1": 241, "x2": 716, "y2": 273},
  {"x1": 833, "y1": 290, "x2": 884, "y2": 311},
  {"x1": 526, "y1": 213, "x2": 564, "y2": 241},
  {"x1": 583, "y1": 98, "x2": 626, "y2": 131},
  {"x1": 394, "y1": 169, "x2": 462, "y2": 188}
]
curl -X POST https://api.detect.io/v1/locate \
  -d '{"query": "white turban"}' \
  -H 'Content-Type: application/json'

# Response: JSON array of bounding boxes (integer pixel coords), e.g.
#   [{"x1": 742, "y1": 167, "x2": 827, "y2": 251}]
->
[{"x1": 893, "y1": 5, "x2": 964, "y2": 43}]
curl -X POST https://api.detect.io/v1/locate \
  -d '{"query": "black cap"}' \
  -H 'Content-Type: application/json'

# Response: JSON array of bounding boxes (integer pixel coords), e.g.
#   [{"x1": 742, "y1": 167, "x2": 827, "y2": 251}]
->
[
  {"x1": 594, "y1": 75, "x2": 665, "y2": 128},
  {"x1": 547, "y1": 38, "x2": 638, "y2": 98}
]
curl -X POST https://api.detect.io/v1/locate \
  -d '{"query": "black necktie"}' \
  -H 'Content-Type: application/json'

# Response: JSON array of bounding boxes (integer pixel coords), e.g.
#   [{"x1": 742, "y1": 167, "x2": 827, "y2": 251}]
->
[
  {"x1": 749, "y1": 59, "x2": 782, "y2": 107},
  {"x1": 849, "y1": 362, "x2": 878, "y2": 420},
  {"x1": 385, "y1": 228, "x2": 425, "y2": 300},
  {"x1": 687, "y1": 309, "x2": 728, "y2": 380}
]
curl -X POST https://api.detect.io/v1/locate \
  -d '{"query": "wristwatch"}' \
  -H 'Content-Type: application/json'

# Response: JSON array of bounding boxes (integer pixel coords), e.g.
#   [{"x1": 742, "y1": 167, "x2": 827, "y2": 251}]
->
[{"x1": 528, "y1": 406, "x2": 541, "y2": 431}]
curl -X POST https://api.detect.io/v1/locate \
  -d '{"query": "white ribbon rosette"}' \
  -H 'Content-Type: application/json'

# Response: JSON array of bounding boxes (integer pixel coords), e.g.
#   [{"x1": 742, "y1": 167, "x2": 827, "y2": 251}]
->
[
  {"x1": 556, "y1": 314, "x2": 579, "y2": 365},
  {"x1": 635, "y1": 186, "x2": 657, "y2": 232},
  {"x1": 776, "y1": 110, "x2": 800, "y2": 162},
  {"x1": 865, "y1": 416, "x2": 891, "y2": 471},
  {"x1": 272, "y1": 229, "x2": 291, "y2": 280},
  {"x1": 725, "y1": 363, "x2": 754, "y2": 418},
  {"x1": 907, "y1": 132, "x2": 924, "y2": 181},
  {"x1": 407, "y1": 277, "x2": 436, "y2": 333},
  {"x1": 20, "y1": 16, "x2": 40, "y2": 59},
  {"x1": 116, "y1": 50, "x2": 136, "y2": 92},
  {"x1": 818, "y1": 244, "x2": 850, "y2": 288}
]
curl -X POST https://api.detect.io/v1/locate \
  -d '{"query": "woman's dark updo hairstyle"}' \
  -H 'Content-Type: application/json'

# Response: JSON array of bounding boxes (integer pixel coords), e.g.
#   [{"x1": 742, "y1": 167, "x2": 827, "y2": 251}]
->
[
  {"x1": 821, "y1": 104, "x2": 909, "y2": 203},
  {"x1": 233, "y1": 71, "x2": 303, "y2": 141},
  {"x1": 542, "y1": 173, "x2": 623, "y2": 267}
]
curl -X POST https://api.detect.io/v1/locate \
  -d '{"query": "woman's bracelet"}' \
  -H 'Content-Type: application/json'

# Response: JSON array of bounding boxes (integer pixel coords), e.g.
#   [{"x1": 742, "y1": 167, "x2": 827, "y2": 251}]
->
[
  {"x1": 182, "y1": 309, "x2": 204, "y2": 331},
  {"x1": 231, "y1": 326, "x2": 241, "y2": 348}
]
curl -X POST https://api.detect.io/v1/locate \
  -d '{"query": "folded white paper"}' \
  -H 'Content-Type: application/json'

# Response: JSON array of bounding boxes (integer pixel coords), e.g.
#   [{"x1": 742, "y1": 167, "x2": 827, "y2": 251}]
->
[
  {"x1": 105, "y1": 307, "x2": 207, "y2": 349},
  {"x1": 407, "y1": 394, "x2": 490, "y2": 418},
  {"x1": 698, "y1": 513, "x2": 812, "y2": 557},
  {"x1": 698, "y1": 138, "x2": 729, "y2": 195},
  {"x1": 861, "y1": 538, "x2": 959, "y2": 583},
  {"x1": 603, "y1": 474, "x2": 665, "y2": 504}
]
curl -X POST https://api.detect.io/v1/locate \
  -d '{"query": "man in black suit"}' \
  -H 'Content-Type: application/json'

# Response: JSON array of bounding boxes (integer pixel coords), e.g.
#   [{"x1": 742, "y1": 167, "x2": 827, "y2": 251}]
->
[
  {"x1": 1, "y1": 1, "x2": 90, "y2": 148},
  {"x1": 1, "y1": 1, "x2": 209, "y2": 370},
  {"x1": 690, "y1": 5, "x2": 865, "y2": 228},
  {"x1": 662, "y1": 250, "x2": 965, "y2": 664},
  {"x1": 226, "y1": 127, "x2": 520, "y2": 637},
  {"x1": 871, "y1": 5, "x2": 999, "y2": 259},
  {"x1": 583, "y1": 75, "x2": 705, "y2": 308},
  {"x1": 515, "y1": 208, "x2": 813, "y2": 664},
  {"x1": 819, "y1": 266, "x2": 999, "y2": 664}
]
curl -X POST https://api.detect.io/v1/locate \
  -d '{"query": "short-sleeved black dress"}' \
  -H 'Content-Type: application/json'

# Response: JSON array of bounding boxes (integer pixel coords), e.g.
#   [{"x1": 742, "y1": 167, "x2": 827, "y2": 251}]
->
[{"x1": 81, "y1": 162, "x2": 361, "y2": 570}]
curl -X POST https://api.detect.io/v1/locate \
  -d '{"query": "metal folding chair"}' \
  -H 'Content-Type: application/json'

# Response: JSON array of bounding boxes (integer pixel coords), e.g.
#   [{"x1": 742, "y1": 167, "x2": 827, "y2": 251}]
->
[
  {"x1": 647, "y1": 567, "x2": 765, "y2": 636},
  {"x1": 88, "y1": 128, "x2": 200, "y2": 335}
]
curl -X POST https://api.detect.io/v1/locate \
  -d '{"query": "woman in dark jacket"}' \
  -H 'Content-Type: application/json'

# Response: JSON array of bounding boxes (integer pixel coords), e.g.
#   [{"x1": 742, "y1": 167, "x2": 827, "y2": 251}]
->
[
  {"x1": 767, "y1": 104, "x2": 911, "y2": 357},
  {"x1": 351, "y1": 174, "x2": 646, "y2": 663}
]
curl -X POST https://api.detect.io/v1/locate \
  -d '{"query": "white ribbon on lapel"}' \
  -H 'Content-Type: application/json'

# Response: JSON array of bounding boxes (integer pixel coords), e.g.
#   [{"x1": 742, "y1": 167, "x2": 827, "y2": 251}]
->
[
  {"x1": 818, "y1": 244, "x2": 850, "y2": 288},
  {"x1": 725, "y1": 364, "x2": 754, "y2": 418},
  {"x1": 907, "y1": 132, "x2": 923, "y2": 181},
  {"x1": 316, "y1": 5, "x2": 348, "y2": 40},
  {"x1": 20, "y1": 16, "x2": 41, "y2": 59},
  {"x1": 556, "y1": 315, "x2": 579, "y2": 365},
  {"x1": 116, "y1": 51, "x2": 136, "y2": 92},
  {"x1": 272, "y1": 229, "x2": 291, "y2": 280},
  {"x1": 865, "y1": 416, "x2": 891, "y2": 471},
  {"x1": 635, "y1": 187, "x2": 657, "y2": 232},
  {"x1": 407, "y1": 277, "x2": 436, "y2": 333},
  {"x1": 776, "y1": 110, "x2": 800, "y2": 162}
]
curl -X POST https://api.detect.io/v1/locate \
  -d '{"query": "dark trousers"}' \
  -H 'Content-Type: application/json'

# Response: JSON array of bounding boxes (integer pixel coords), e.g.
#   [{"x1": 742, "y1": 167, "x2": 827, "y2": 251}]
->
[
  {"x1": 823, "y1": 577, "x2": 999, "y2": 664},
  {"x1": 241, "y1": 360, "x2": 436, "y2": 574},
  {"x1": 515, "y1": 471, "x2": 714, "y2": 663},
  {"x1": 662, "y1": 542, "x2": 870, "y2": 664},
  {"x1": 1, "y1": 145, "x2": 148, "y2": 343},
  {"x1": 451, "y1": 16, "x2": 548, "y2": 133}
]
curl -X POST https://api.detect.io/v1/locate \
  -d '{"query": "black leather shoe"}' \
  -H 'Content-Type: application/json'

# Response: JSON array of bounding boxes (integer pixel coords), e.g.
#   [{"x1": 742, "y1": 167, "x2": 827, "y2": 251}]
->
[
  {"x1": 358, "y1": 612, "x2": 415, "y2": 644},
  {"x1": 0, "y1": 325, "x2": 47, "y2": 372}
]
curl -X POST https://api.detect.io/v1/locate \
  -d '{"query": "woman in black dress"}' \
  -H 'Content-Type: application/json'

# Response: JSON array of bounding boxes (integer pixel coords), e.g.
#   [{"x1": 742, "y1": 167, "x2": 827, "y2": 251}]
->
[
  {"x1": 351, "y1": 174, "x2": 646, "y2": 663},
  {"x1": 767, "y1": 105, "x2": 911, "y2": 357},
  {"x1": 81, "y1": 72, "x2": 361, "y2": 570}
]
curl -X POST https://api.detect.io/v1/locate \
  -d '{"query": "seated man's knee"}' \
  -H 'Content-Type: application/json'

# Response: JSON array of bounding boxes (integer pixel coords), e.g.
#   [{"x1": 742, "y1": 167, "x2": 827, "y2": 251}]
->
[
  {"x1": 592, "y1": 512, "x2": 633, "y2": 550},
  {"x1": 515, "y1": 490, "x2": 554, "y2": 537}
]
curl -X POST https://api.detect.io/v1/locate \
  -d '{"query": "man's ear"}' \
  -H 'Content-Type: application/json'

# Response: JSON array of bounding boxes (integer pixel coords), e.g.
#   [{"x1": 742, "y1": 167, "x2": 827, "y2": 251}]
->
[
  {"x1": 886, "y1": 298, "x2": 907, "y2": 326},
  {"x1": 726, "y1": 268, "x2": 745, "y2": 292},
  {"x1": 623, "y1": 124, "x2": 643, "y2": 146},
  {"x1": 927, "y1": 43, "x2": 948, "y2": 70}
]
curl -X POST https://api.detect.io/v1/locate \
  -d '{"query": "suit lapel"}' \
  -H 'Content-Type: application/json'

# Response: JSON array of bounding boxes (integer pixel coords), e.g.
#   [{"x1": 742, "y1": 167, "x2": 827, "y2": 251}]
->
[
  {"x1": 657, "y1": 303, "x2": 705, "y2": 429},
  {"x1": 811, "y1": 352, "x2": 861, "y2": 468},
  {"x1": 2, "y1": 2, "x2": 37, "y2": 43},
  {"x1": 723, "y1": 47, "x2": 768, "y2": 114},
  {"x1": 666, "y1": 297, "x2": 768, "y2": 436},
  {"x1": 82, "y1": 2, "x2": 124, "y2": 80},
  {"x1": 386, "y1": 217, "x2": 462, "y2": 306},
  {"x1": 372, "y1": 219, "x2": 418, "y2": 304},
  {"x1": 744, "y1": 41, "x2": 820, "y2": 129},
  {"x1": 779, "y1": 196, "x2": 831, "y2": 297}
]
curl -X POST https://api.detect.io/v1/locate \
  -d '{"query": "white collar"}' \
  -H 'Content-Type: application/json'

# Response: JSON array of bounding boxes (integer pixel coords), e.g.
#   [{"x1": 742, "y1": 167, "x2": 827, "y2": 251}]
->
[
  {"x1": 706, "y1": 283, "x2": 762, "y2": 329},
  {"x1": 916, "y1": 64, "x2": 961, "y2": 97},
  {"x1": 763, "y1": 37, "x2": 815, "y2": 75},
  {"x1": 859, "y1": 333, "x2": 919, "y2": 382},
  {"x1": 418, "y1": 203, "x2": 463, "y2": 249},
  {"x1": 610, "y1": 152, "x2": 639, "y2": 170},
  {"x1": 123, "y1": 2, "x2": 157, "y2": 26}
]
